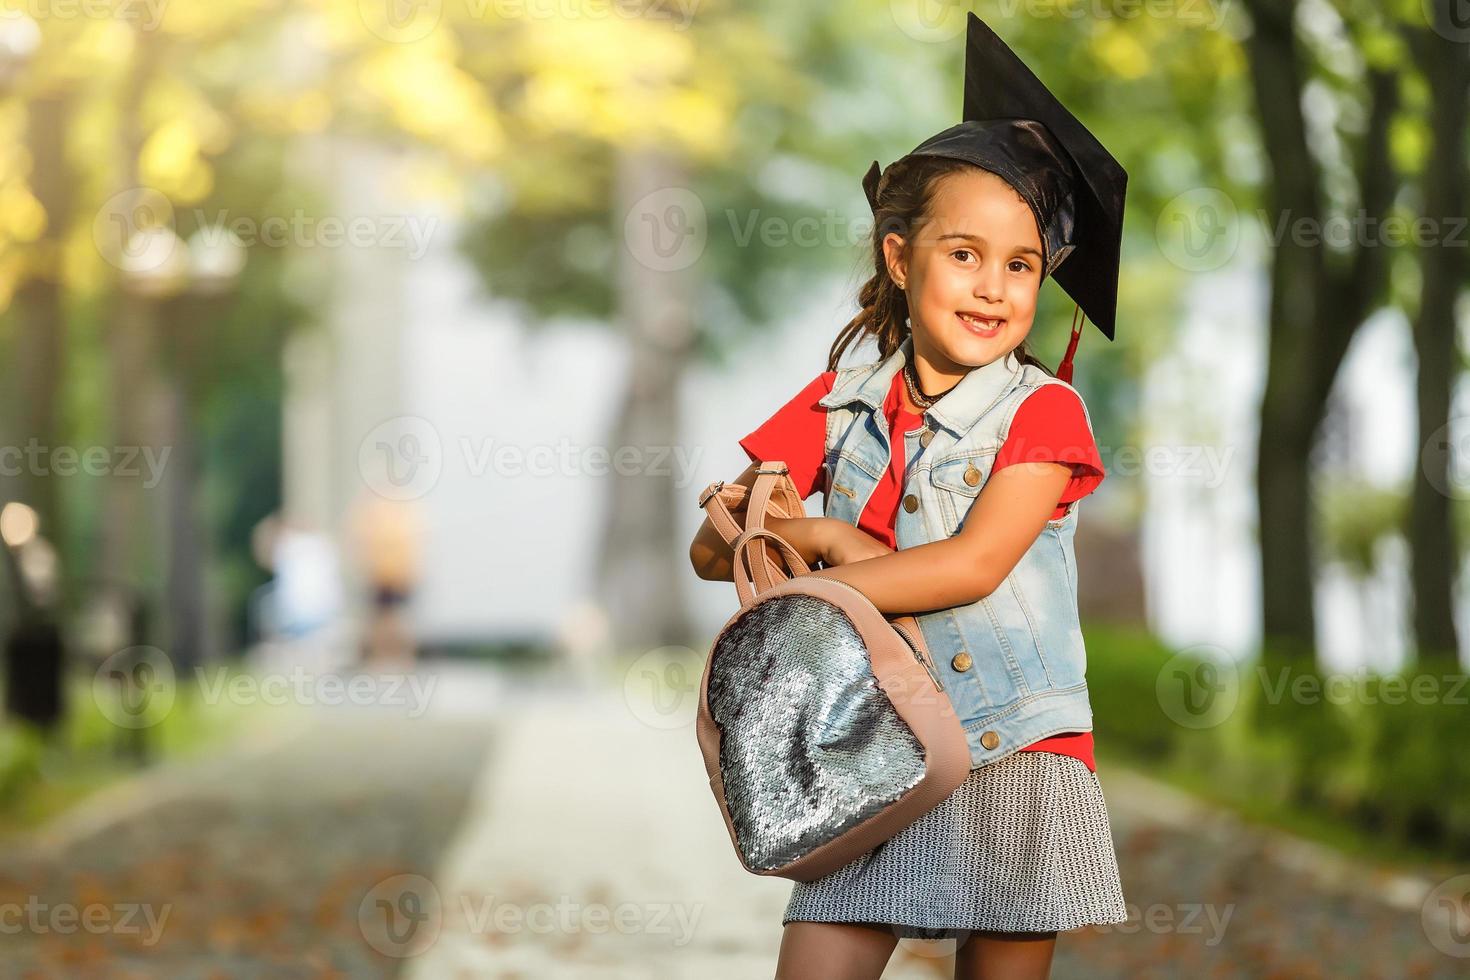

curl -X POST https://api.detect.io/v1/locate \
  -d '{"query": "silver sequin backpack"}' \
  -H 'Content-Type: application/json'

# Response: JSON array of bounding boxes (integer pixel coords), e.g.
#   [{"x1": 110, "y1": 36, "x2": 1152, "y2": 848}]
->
[{"x1": 694, "y1": 462, "x2": 971, "y2": 881}]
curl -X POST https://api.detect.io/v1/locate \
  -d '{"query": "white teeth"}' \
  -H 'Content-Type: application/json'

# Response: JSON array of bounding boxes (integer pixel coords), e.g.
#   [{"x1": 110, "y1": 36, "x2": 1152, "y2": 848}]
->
[{"x1": 959, "y1": 313, "x2": 1001, "y2": 329}]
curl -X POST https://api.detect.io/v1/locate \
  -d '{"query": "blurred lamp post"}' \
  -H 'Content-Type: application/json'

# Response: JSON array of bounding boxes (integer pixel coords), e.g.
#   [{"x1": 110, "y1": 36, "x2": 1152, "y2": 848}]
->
[{"x1": 119, "y1": 226, "x2": 246, "y2": 678}]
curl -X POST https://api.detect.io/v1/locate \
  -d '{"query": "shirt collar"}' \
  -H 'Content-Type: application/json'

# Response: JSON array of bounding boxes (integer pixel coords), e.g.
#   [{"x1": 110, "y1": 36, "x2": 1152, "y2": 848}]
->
[{"x1": 817, "y1": 334, "x2": 1025, "y2": 436}]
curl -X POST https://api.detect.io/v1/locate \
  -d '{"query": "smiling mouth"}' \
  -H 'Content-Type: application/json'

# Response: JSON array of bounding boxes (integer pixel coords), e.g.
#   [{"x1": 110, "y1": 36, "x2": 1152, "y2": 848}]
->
[{"x1": 957, "y1": 312, "x2": 1005, "y2": 336}]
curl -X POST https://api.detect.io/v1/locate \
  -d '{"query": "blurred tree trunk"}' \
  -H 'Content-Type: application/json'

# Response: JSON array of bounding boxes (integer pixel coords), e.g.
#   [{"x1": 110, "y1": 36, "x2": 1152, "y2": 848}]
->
[
  {"x1": 101, "y1": 31, "x2": 163, "y2": 631},
  {"x1": 1240, "y1": 0, "x2": 1398, "y2": 663},
  {"x1": 160, "y1": 296, "x2": 213, "y2": 673},
  {"x1": 1405, "y1": 5, "x2": 1470, "y2": 665},
  {"x1": 595, "y1": 144, "x2": 697, "y2": 653},
  {"x1": 10, "y1": 90, "x2": 73, "y2": 562},
  {"x1": 2, "y1": 90, "x2": 74, "y2": 731}
]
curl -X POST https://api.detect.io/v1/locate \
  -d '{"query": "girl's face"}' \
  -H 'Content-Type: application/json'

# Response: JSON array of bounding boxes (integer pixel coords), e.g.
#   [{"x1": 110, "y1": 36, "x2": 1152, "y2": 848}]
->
[{"x1": 883, "y1": 167, "x2": 1044, "y2": 373}]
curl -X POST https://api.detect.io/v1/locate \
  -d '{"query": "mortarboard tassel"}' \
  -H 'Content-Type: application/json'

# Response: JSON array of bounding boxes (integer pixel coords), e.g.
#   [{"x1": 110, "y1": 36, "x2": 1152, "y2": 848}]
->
[{"x1": 1056, "y1": 303, "x2": 1085, "y2": 384}]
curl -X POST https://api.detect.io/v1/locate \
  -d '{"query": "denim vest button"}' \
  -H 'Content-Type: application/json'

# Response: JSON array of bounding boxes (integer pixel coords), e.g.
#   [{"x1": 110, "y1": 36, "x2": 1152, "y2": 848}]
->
[
  {"x1": 980, "y1": 730, "x2": 1000, "y2": 750},
  {"x1": 920, "y1": 429, "x2": 934, "y2": 447},
  {"x1": 963, "y1": 464, "x2": 981, "y2": 486},
  {"x1": 951, "y1": 651, "x2": 972, "y2": 672},
  {"x1": 902, "y1": 494, "x2": 918, "y2": 513}
]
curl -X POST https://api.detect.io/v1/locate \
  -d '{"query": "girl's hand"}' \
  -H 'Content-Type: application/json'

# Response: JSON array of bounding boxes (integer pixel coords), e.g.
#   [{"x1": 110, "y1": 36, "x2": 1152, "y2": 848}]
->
[
  {"x1": 739, "y1": 516, "x2": 891, "y2": 575},
  {"x1": 819, "y1": 520, "x2": 894, "y2": 567},
  {"x1": 763, "y1": 516, "x2": 835, "y2": 570}
]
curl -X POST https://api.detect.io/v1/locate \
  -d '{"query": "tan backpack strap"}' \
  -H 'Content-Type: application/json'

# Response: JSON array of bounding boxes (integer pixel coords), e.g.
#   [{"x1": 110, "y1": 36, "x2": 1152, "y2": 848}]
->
[
  {"x1": 741, "y1": 463, "x2": 799, "y2": 593},
  {"x1": 698, "y1": 462, "x2": 807, "y2": 592},
  {"x1": 697, "y1": 481, "x2": 748, "y2": 544},
  {"x1": 730, "y1": 527, "x2": 812, "y2": 607}
]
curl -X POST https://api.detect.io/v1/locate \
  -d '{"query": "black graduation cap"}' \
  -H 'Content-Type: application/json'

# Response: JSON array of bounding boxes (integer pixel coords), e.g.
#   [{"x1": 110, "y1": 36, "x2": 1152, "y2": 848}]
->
[{"x1": 862, "y1": 12, "x2": 1127, "y2": 345}]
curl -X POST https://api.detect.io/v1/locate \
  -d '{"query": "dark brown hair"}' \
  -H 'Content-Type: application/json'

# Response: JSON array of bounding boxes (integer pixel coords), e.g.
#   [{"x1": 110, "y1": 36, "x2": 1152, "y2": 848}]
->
[{"x1": 827, "y1": 154, "x2": 1056, "y2": 378}]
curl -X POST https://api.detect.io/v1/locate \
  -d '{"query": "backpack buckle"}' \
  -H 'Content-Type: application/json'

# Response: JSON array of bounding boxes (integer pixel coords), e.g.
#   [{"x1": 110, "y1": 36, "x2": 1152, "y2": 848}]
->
[{"x1": 697, "y1": 481, "x2": 725, "y2": 508}]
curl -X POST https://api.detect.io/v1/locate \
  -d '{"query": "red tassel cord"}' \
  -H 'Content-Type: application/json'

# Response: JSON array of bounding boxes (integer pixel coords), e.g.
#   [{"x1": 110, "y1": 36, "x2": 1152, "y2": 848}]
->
[{"x1": 1056, "y1": 304, "x2": 1084, "y2": 384}]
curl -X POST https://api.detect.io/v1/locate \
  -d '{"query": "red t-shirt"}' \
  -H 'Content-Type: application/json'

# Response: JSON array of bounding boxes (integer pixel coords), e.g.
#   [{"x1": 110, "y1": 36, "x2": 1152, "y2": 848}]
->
[{"x1": 739, "y1": 367, "x2": 1104, "y2": 771}]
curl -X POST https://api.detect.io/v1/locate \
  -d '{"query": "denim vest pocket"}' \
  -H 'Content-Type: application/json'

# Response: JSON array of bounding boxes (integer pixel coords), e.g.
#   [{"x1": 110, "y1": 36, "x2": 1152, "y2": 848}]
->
[
  {"x1": 823, "y1": 446, "x2": 882, "y2": 526},
  {"x1": 927, "y1": 451, "x2": 996, "y2": 535}
]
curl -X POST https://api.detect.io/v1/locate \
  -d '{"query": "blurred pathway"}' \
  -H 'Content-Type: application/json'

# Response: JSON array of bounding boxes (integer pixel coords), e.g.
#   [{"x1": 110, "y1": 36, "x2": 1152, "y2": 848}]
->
[
  {"x1": 405, "y1": 677, "x2": 1467, "y2": 980},
  {"x1": 0, "y1": 663, "x2": 499, "y2": 979},
  {"x1": 1, "y1": 662, "x2": 1464, "y2": 978}
]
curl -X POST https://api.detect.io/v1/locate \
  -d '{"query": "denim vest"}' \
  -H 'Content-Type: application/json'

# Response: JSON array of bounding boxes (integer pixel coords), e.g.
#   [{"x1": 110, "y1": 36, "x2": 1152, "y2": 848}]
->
[{"x1": 816, "y1": 334, "x2": 1096, "y2": 770}]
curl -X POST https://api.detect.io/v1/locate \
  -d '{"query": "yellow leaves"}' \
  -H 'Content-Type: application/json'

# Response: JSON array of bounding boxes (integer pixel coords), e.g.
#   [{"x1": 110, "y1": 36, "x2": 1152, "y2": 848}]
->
[
  {"x1": 154, "y1": 0, "x2": 284, "y2": 39},
  {"x1": 516, "y1": 15, "x2": 694, "y2": 87},
  {"x1": 652, "y1": 88, "x2": 726, "y2": 158},
  {"x1": 510, "y1": 15, "x2": 732, "y2": 158},
  {"x1": 64, "y1": 19, "x2": 137, "y2": 74},
  {"x1": 0, "y1": 182, "x2": 46, "y2": 242},
  {"x1": 0, "y1": 108, "x2": 31, "y2": 181},
  {"x1": 1084, "y1": 10, "x2": 1244, "y2": 87},
  {"x1": 1090, "y1": 23, "x2": 1150, "y2": 81},
  {"x1": 131, "y1": 79, "x2": 235, "y2": 201},
  {"x1": 286, "y1": 90, "x2": 333, "y2": 132},
  {"x1": 139, "y1": 118, "x2": 214, "y2": 203},
  {"x1": 516, "y1": 66, "x2": 697, "y2": 148},
  {"x1": 293, "y1": 0, "x2": 379, "y2": 55},
  {"x1": 233, "y1": 88, "x2": 330, "y2": 136},
  {"x1": 353, "y1": 47, "x2": 502, "y2": 163},
  {"x1": 143, "y1": 77, "x2": 235, "y2": 154},
  {"x1": 238, "y1": 89, "x2": 335, "y2": 134}
]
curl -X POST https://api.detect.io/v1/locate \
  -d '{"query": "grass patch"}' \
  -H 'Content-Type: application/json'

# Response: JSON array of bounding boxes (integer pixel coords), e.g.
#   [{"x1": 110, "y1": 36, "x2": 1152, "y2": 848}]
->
[
  {"x1": 0, "y1": 663, "x2": 284, "y2": 840},
  {"x1": 1086, "y1": 622, "x2": 1470, "y2": 872}
]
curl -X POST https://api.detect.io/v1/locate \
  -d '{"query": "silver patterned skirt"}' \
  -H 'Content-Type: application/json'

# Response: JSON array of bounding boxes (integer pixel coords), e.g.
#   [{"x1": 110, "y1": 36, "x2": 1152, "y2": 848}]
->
[{"x1": 783, "y1": 750, "x2": 1129, "y2": 938}]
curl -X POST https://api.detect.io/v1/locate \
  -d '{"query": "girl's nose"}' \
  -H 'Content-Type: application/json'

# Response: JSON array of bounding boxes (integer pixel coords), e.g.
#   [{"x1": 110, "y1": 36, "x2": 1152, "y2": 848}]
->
[{"x1": 973, "y1": 260, "x2": 1004, "y2": 304}]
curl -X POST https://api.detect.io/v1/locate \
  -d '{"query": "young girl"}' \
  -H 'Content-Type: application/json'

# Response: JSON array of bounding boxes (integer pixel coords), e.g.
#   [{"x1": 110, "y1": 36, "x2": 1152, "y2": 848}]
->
[{"x1": 689, "y1": 15, "x2": 1128, "y2": 979}]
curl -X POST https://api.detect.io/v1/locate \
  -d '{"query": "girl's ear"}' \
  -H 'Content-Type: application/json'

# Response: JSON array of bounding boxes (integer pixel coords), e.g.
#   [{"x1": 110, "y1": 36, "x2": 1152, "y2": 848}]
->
[{"x1": 881, "y1": 231, "x2": 908, "y2": 288}]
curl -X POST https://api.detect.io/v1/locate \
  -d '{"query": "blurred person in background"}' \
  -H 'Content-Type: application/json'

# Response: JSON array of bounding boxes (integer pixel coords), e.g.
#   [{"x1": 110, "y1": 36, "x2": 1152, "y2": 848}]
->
[
  {"x1": 346, "y1": 492, "x2": 424, "y2": 668},
  {"x1": 250, "y1": 512, "x2": 347, "y2": 672}
]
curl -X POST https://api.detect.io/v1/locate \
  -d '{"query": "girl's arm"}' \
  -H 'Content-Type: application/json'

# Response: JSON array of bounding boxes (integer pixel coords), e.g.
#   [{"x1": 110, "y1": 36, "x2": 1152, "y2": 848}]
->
[
  {"x1": 804, "y1": 461, "x2": 1073, "y2": 614},
  {"x1": 688, "y1": 461, "x2": 836, "y2": 581}
]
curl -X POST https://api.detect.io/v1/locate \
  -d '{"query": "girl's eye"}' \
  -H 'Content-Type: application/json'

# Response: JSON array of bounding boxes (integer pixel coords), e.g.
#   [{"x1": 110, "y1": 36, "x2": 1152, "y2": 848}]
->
[{"x1": 952, "y1": 248, "x2": 1029, "y2": 273}]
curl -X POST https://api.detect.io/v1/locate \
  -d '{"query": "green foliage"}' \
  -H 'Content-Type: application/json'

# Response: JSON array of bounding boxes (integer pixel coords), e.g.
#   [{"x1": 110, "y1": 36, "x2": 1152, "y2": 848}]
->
[
  {"x1": 1088, "y1": 625, "x2": 1470, "y2": 862},
  {"x1": 0, "y1": 664, "x2": 273, "y2": 840},
  {"x1": 1315, "y1": 480, "x2": 1407, "y2": 574},
  {"x1": 0, "y1": 724, "x2": 43, "y2": 804},
  {"x1": 0, "y1": 665, "x2": 267, "y2": 837},
  {"x1": 1084, "y1": 624, "x2": 1181, "y2": 759},
  {"x1": 452, "y1": 0, "x2": 1246, "y2": 403}
]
